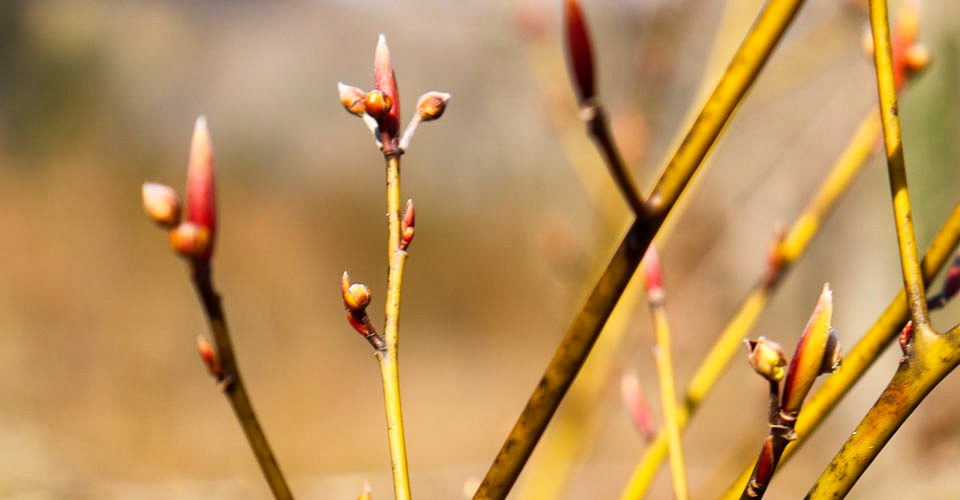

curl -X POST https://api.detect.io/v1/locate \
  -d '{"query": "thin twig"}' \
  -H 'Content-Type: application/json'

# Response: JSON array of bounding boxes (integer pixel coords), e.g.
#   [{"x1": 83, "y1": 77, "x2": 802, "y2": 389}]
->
[
  {"x1": 378, "y1": 151, "x2": 412, "y2": 500},
  {"x1": 471, "y1": 1, "x2": 807, "y2": 498},
  {"x1": 581, "y1": 102, "x2": 645, "y2": 216},
  {"x1": 648, "y1": 300, "x2": 688, "y2": 500},
  {"x1": 618, "y1": 109, "x2": 877, "y2": 500},
  {"x1": 190, "y1": 262, "x2": 294, "y2": 500}
]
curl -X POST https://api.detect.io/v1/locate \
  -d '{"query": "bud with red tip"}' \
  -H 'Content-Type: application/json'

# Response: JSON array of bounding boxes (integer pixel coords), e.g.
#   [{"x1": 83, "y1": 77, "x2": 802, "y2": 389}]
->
[
  {"x1": 899, "y1": 320, "x2": 913, "y2": 357},
  {"x1": 745, "y1": 337, "x2": 787, "y2": 382},
  {"x1": 416, "y1": 91, "x2": 450, "y2": 122},
  {"x1": 751, "y1": 436, "x2": 776, "y2": 492},
  {"x1": 621, "y1": 371, "x2": 656, "y2": 441},
  {"x1": 142, "y1": 182, "x2": 181, "y2": 228},
  {"x1": 170, "y1": 222, "x2": 211, "y2": 260},
  {"x1": 186, "y1": 116, "x2": 216, "y2": 261},
  {"x1": 400, "y1": 199, "x2": 415, "y2": 251},
  {"x1": 197, "y1": 335, "x2": 222, "y2": 379},
  {"x1": 781, "y1": 284, "x2": 837, "y2": 415},
  {"x1": 563, "y1": 0, "x2": 596, "y2": 103},
  {"x1": 341, "y1": 271, "x2": 371, "y2": 312},
  {"x1": 642, "y1": 245, "x2": 664, "y2": 304},
  {"x1": 339, "y1": 82, "x2": 367, "y2": 116},
  {"x1": 374, "y1": 34, "x2": 400, "y2": 139}
]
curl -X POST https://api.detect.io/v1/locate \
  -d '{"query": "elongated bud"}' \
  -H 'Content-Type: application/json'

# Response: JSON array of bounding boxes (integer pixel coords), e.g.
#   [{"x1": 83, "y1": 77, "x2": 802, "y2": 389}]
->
[
  {"x1": 197, "y1": 336, "x2": 222, "y2": 379},
  {"x1": 186, "y1": 116, "x2": 216, "y2": 260},
  {"x1": 142, "y1": 182, "x2": 181, "y2": 228},
  {"x1": 357, "y1": 481, "x2": 372, "y2": 500},
  {"x1": 416, "y1": 91, "x2": 450, "y2": 122},
  {"x1": 642, "y1": 245, "x2": 664, "y2": 304},
  {"x1": 400, "y1": 199, "x2": 415, "y2": 251},
  {"x1": 620, "y1": 371, "x2": 656, "y2": 440},
  {"x1": 341, "y1": 271, "x2": 371, "y2": 312},
  {"x1": 364, "y1": 90, "x2": 393, "y2": 122},
  {"x1": 563, "y1": 0, "x2": 596, "y2": 103},
  {"x1": 781, "y1": 284, "x2": 834, "y2": 415},
  {"x1": 169, "y1": 222, "x2": 211, "y2": 259},
  {"x1": 744, "y1": 336, "x2": 787, "y2": 382},
  {"x1": 374, "y1": 34, "x2": 400, "y2": 138},
  {"x1": 339, "y1": 82, "x2": 367, "y2": 116},
  {"x1": 752, "y1": 436, "x2": 776, "y2": 490}
]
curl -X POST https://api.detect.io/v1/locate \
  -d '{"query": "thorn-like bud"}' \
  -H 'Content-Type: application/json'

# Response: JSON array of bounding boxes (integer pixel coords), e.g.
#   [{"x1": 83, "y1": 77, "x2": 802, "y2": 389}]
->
[
  {"x1": 142, "y1": 182, "x2": 181, "y2": 228},
  {"x1": 621, "y1": 371, "x2": 656, "y2": 440},
  {"x1": 341, "y1": 271, "x2": 371, "y2": 312},
  {"x1": 754, "y1": 436, "x2": 776, "y2": 488},
  {"x1": 899, "y1": 320, "x2": 913, "y2": 357},
  {"x1": 339, "y1": 82, "x2": 367, "y2": 116},
  {"x1": 186, "y1": 115, "x2": 216, "y2": 260},
  {"x1": 357, "y1": 481, "x2": 372, "y2": 500},
  {"x1": 563, "y1": 0, "x2": 596, "y2": 103},
  {"x1": 744, "y1": 336, "x2": 787, "y2": 382},
  {"x1": 169, "y1": 222, "x2": 211, "y2": 259},
  {"x1": 400, "y1": 199, "x2": 415, "y2": 251},
  {"x1": 819, "y1": 328, "x2": 842, "y2": 375},
  {"x1": 416, "y1": 91, "x2": 450, "y2": 122},
  {"x1": 197, "y1": 335, "x2": 222, "y2": 379},
  {"x1": 364, "y1": 90, "x2": 393, "y2": 122},
  {"x1": 781, "y1": 284, "x2": 835, "y2": 415},
  {"x1": 374, "y1": 34, "x2": 400, "y2": 139},
  {"x1": 642, "y1": 245, "x2": 664, "y2": 304}
]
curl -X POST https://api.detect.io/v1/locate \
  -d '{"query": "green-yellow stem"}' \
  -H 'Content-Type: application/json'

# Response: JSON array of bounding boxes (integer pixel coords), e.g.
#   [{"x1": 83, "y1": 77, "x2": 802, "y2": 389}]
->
[{"x1": 379, "y1": 152, "x2": 412, "y2": 500}]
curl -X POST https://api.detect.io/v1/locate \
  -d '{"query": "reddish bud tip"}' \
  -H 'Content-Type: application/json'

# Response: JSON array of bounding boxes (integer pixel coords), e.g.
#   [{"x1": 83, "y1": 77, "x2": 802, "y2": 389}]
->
[
  {"x1": 564, "y1": 0, "x2": 596, "y2": 103},
  {"x1": 416, "y1": 91, "x2": 450, "y2": 122},
  {"x1": 197, "y1": 336, "x2": 222, "y2": 379},
  {"x1": 339, "y1": 82, "x2": 367, "y2": 116},
  {"x1": 142, "y1": 182, "x2": 181, "y2": 228},
  {"x1": 899, "y1": 320, "x2": 913, "y2": 356},
  {"x1": 642, "y1": 245, "x2": 663, "y2": 302},
  {"x1": 186, "y1": 116, "x2": 216, "y2": 259},
  {"x1": 364, "y1": 90, "x2": 393, "y2": 122},
  {"x1": 374, "y1": 34, "x2": 400, "y2": 138},
  {"x1": 620, "y1": 371, "x2": 656, "y2": 440},
  {"x1": 745, "y1": 336, "x2": 787, "y2": 382},
  {"x1": 781, "y1": 283, "x2": 834, "y2": 415},
  {"x1": 169, "y1": 222, "x2": 212, "y2": 260},
  {"x1": 400, "y1": 199, "x2": 415, "y2": 251}
]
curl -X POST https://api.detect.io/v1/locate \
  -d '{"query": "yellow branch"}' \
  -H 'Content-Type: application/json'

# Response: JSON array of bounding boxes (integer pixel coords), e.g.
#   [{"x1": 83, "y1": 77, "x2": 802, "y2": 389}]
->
[
  {"x1": 650, "y1": 304, "x2": 688, "y2": 500},
  {"x1": 471, "y1": 2, "x2": 808, "y2": 498},
  {"x1": 618, "y1": 110, "x2": 877, "y2": 500}
]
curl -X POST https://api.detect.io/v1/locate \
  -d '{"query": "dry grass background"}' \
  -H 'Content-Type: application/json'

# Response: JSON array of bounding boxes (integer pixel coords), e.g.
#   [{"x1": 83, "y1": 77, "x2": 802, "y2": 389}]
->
[{"x1": 0, "y1": 0, "x2": 959, "y2": 498}]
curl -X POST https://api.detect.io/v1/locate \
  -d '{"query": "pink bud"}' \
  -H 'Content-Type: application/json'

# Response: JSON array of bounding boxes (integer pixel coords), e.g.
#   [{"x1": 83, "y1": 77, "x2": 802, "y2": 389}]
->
[
  {"x1": 357, "y1": 481, "x2": 372, "y2": 500},
  {"x1": 620, "y1": 371, "x2": 656, "y2": 440},
  {"x1": 563, "y1": 0, "x2": 596, "y2": 103},
  {"x1": 374, "y1": 34, "x2": 400, "y2": 139},
  {"x1": 186, "y1": 116, "x2": 216, "y2": 260},
  {"x1": 197, "y1": 336, "x2": 222, "y2": 379},
  {"x1": 400, "y1": 199, "x2": 415, "y2": 251},
  {"x1": 642, "y1": 245, "x2": 663, "y2": 302}
]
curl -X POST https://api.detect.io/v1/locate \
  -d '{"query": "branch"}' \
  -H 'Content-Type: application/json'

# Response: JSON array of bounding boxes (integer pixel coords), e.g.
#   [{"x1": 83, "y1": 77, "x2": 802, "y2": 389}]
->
[{"x1": 471, "y1": 0, "x2": 808, "y2": 497}]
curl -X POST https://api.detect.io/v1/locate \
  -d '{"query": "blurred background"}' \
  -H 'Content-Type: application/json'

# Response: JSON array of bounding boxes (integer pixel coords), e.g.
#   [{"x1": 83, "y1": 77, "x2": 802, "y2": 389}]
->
[{"x1": 0, "y1": 0, "x2": 959, "y2": 498}]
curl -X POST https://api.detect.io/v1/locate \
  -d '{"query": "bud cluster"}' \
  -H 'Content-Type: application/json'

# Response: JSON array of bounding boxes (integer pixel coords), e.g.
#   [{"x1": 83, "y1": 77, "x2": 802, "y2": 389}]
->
[{"x1": 141, "y1": 116, "x2": 217, "y2": 262}]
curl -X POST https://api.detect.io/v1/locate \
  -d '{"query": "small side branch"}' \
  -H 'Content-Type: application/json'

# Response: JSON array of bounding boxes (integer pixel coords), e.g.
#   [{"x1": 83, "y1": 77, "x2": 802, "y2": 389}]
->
[{"x1": 191, "y1": 263, "x2": 294, "y2": 500}]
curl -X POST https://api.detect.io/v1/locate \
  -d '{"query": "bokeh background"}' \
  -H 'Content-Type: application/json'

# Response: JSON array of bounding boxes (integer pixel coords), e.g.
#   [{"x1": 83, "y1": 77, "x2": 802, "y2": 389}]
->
[{"x1": 1, "y1": 0, "x2": 959, "y2": 498}]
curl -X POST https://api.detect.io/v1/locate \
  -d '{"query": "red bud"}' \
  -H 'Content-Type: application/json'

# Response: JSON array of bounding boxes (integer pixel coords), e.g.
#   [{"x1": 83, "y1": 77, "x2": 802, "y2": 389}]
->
[
  {"x1": 621, "y1": 371, "x2": 656, "y2": 440},
  {"x1": 642, "y1": 245, "x2": 663, "y2": 302},
  {"x1": 186, "y1": 116, "x2": 216, "y2": 260},
  {"x1": 563, "y1": 0, "x2": 596, "y2": 103},
  {"x1": 781, "y1": 284, "x2": 834, "y2": 415},
  {"x1": 942, "y1": 257, "x2": 960, "y2": 302},
  {"x1": 374, "y1": 34, "x2": 400, "y2": 139},
  {"x1": 899, "y1": 320, "x2": 913, "y2": 356},
  {"x1": 197, "y1": 336, "x2": 222, "y2": 379},
  {"x1": 400, "y1": 199, "x2": 415, "y2": 251}
]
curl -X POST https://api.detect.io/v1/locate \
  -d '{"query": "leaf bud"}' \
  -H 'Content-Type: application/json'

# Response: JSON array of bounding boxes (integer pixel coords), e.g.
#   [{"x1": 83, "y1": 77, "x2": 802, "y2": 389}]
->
[
  {"x1": 744, "y1": 336, "x2": 787, "y2": 382},
  {"x1": 142, "y1": 182, "x2": 181, "y2": 228}
]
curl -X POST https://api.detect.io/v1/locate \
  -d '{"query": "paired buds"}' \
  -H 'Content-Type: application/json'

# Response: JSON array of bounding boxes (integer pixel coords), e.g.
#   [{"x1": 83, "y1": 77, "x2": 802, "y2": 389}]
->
[
  {"x1": 142, "y1": 116, "x2": 217, "y2": 262},
  {"x1": 338, "y1": 35, "x2": 451, "y2": 152},
  {"x1": 400, "y1": 199, "x2": 415, "y2": 251},
  {"x1": 779, "y1": 284, "x2": 841, "y2": 416},
  {"x1": 197, "y1": 335, "x2": 223, "y2": 380},
  {"x1": 861, "y1": 1, "x2": 930, "y2": 91},
  {"x1": 744, "y1": 337, "x2": 786, "y2": 382},
  {"x1": 563, "y1": 0, "x2": 596, "y2": 104}
]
